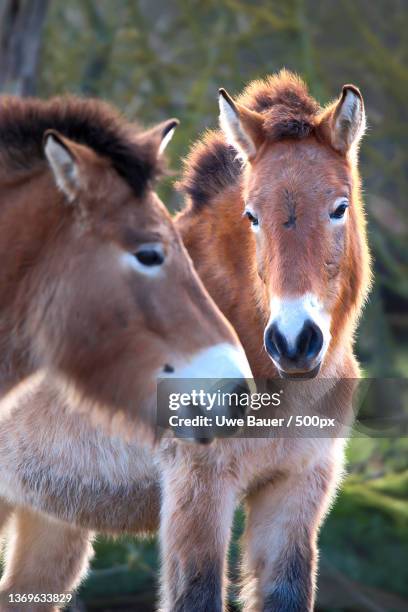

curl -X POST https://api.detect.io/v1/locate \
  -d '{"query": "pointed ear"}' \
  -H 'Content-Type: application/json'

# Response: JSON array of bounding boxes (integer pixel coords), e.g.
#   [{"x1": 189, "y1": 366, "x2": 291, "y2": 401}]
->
[
  {"x1": 138, "y1": 118, "x2": 179, "y2": 158},
  {"x1": 218, "y1": 88, "x2": 264, "y2": 160},
  {"x1": 319, "y1": 85, "x2": 366, "y2": 154},
  {"x1": 43, "y1": 130, "x2": 81, "y2": 202}
]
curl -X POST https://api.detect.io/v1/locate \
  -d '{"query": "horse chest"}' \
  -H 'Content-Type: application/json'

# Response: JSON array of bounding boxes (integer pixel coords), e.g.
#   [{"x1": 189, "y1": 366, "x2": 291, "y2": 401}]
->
[
  {"x1": 219, "y1": 436, "x2": 335, "y2": 498},
  {"x1": 0, "y1": 402, "x2": 158, "y2": 530}
]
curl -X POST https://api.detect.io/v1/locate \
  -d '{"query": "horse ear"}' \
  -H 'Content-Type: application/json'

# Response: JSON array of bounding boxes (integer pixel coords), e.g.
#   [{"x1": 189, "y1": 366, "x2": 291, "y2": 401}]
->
[
  {"x1": 43, "y1": 130, "x2": 81, "y2": 203},
  {"x1": 320, "y1": 85, "x2": 366, "y2": 154},
  {"x1": 138, "y1": 118, "x2": 179, "y2": 158},
  {"x1": 218, "y1": 88, "x2": 264, "y2": 160}
]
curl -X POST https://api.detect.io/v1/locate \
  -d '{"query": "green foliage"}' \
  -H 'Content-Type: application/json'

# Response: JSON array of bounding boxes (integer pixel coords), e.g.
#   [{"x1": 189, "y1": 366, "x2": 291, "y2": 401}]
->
[
  {"x1": 80, "y1": 537, "x2": 158, "y2": 608},
  {"x1": 320, "y1": 470, "x2": 408, "y2": 602}
]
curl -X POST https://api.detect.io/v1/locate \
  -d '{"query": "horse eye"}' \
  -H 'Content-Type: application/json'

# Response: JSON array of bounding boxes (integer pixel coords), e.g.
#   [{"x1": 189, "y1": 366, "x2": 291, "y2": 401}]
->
[
  {"x1": 330, "y1": 200, "x2": 349, "y2": 220},
  {"x1": 244, "y1": 210, "x2": 259, "y2": 226},
  {"x1": 134, "y1": 246, "x2": 165, "y2": 267}
]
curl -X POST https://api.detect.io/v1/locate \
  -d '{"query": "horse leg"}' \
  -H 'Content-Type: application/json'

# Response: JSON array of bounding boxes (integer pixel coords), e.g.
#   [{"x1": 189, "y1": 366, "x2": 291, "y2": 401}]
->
[
  {"x1": 159, "y1": 455, "x2": 236, "y2": 612},
  {"x1": 240, "y1": 449, "x2": 343, "y2": 612},
  {"x1": 0, "y1": 507, "x2": 93, "y2": 612}
]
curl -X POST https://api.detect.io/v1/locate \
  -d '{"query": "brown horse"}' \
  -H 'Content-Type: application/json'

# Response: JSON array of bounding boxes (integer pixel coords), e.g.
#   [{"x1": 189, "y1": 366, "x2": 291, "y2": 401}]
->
[
  {"x1": 159, "y1": 70, "x2": 371, "y2": 610},
  {"x1": 0, "y1": 95, "x2": 255, "y2": 609},
  {"x1": 0, "y1": 95, "x2": 251, "y2": 444}
]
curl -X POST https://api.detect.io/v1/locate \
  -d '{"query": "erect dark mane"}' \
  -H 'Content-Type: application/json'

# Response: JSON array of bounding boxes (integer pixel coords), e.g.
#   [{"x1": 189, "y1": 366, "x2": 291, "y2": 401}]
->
[
  {"x1": 179, "y1": 70, "x2": 321, "y2": 209},
  {"x1": 178, "y1": 130, "x2": 242, "y2": 210},
  {"x1": 0, "y1": 95, "x2": 162, "y2": 197}
]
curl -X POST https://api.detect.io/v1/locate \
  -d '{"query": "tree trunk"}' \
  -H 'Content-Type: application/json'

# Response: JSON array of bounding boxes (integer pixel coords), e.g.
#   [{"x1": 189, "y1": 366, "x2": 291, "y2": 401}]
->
[{"x1": 0, "y1": 0, "x2": 49, "y2": 96}]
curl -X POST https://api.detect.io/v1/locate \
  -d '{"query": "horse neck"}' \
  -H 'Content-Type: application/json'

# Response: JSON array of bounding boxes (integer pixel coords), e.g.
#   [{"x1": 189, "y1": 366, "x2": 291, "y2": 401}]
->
[
  {"x1": 0, "y1": 166, "x2": 61, "y2": 394},
  {"x1": 177, "y1": 185, "x2": 274, "y2": 378}
]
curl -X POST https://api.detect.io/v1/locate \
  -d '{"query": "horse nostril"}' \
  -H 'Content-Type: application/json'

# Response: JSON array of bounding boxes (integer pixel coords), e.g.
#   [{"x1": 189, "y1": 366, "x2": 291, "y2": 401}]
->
[
  {"x1": 265, "y1": 323, "x2": 289, "y2": 361},
  {"x1": 296, "y1": 320, "x2": 323, "y2": 360},
  {"x1": 163, "y1": 364, "x2": 174, "y2": 373}
]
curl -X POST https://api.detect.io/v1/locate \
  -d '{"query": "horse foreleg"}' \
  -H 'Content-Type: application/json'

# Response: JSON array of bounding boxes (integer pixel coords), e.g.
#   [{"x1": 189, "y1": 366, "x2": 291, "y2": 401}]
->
[
  {"x1": 241, "y1": 448, "x2": 343, "y2": 612},
  {"x1": 159, "y1": 455, "x2": 236, "y2": 612},
  {"x1": 0, "y1": 507, "x2": 93, "y2": 612}
]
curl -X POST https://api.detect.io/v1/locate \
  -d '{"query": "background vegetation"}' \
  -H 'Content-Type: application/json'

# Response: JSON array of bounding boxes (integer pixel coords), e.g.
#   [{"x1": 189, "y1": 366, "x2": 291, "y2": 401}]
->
[{"x1": 0, "y1": 1, "x2": 406, "y2": 610}]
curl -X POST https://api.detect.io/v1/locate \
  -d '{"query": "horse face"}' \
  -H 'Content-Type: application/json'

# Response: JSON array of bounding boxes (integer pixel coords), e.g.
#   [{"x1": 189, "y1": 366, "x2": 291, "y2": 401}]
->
[
  {"x1": 245, "y1": 140, "x2": 352, "y2": 378},
  {"x1": 31, "y1": 124, "x2": 251, "y2": 438},
  {"x1": 219, "y1": 84, "x2": 367, "y2": 378}
]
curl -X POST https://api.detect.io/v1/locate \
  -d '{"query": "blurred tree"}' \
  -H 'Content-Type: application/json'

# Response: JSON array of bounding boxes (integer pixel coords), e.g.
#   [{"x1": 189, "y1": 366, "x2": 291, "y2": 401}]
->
[{"x1": 0, "y1": 0, "x2": 49, "y2": 95}]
